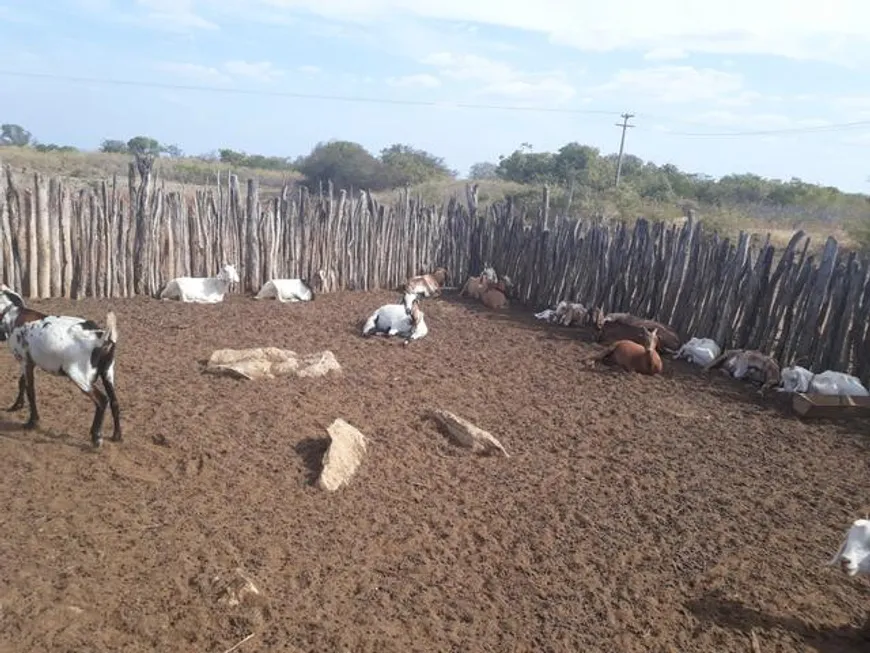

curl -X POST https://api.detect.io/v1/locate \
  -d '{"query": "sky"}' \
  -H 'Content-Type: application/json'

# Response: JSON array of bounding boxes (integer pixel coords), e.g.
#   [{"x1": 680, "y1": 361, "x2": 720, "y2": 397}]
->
[{"x1": 1, "y1": 0, "x2": 869, "y2": 193}]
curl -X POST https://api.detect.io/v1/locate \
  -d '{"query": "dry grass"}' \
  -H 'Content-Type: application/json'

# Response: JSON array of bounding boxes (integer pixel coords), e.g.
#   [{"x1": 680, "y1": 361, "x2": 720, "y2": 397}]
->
[
  {"x1": 0, "y1": 147, "x2": 853, "y2": 251},
  {"x1": 0, "y1": 146, "x2": 302, "y2": 193}
]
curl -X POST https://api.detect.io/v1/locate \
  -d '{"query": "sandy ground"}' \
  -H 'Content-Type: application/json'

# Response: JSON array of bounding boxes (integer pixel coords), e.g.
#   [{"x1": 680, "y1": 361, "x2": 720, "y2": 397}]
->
[{"x1": 0, "y1": 290, "x2": 867, "y2": 653}]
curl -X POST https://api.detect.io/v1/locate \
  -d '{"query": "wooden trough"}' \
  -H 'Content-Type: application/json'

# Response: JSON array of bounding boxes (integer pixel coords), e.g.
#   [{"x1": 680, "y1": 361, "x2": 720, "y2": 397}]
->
[{"x1": 790, "y1": 392, "x2": 870, "y2": 419}]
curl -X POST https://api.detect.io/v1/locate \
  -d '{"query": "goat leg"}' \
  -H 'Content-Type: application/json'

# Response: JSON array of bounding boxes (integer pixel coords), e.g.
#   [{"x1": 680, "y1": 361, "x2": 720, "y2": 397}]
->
[
  {"x1": 22, "y1": 361, "x2": 39, "y2": 429},
  {"x1": 84, "y1": 386, "x2": 109, "y2": 448},
  {"x1": 101, "y1": 372, "x2": 122, "y2": 442},
  {"x1": 584, "y1": 343, "x2": 617, "y2": 366},
  {"x1": 6, "y1": 374, "x2": 25, "y2": 411}
]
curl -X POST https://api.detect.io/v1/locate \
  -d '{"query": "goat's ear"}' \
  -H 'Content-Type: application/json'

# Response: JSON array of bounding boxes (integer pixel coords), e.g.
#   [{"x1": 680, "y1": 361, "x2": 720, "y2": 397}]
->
[{"x1": 2, "y1": 289, "x2": 23, "y2": 308}]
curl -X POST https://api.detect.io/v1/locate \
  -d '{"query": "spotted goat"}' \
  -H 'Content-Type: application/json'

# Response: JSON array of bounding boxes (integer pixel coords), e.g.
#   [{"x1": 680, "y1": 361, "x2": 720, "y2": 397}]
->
[
  {"x1": 362, "y1": 293, "x2": 429, "y2": 345},
  {"x1": 0, "y1": 285, "x2": 121, "y2": 448}
]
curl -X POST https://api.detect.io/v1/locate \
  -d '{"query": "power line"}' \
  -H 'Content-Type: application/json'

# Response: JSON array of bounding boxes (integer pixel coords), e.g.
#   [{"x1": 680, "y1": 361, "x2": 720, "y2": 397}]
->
[
  {"x1": 614, "y1": 112, "x2": 634, "y2": 187},
  {"x1": 650, "y1": 120, "x2": 870, "y2": 137},
  {"x1": 1, "y1": 68, "x2": 868, "y2": 138},
  {"x1": 0, "y1": 69, "x2": 623, "y2": 116}
]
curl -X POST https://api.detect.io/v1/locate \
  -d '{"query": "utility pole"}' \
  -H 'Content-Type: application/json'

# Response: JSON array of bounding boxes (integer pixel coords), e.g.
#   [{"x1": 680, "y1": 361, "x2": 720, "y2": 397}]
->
[{"x1": 614, "y1": 112, "x2": 635, "y2": 188}]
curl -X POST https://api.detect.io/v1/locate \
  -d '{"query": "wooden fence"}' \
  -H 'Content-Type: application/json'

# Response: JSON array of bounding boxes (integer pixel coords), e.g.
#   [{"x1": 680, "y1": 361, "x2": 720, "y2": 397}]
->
[{"x1": 1, "y1": 160, "x2": 869, "y2": 383}]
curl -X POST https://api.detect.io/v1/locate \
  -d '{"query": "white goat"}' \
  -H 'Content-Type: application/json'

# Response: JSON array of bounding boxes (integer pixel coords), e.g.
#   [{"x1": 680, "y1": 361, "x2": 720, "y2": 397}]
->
[
  {"x1": 827, "y1": 518, "x2": 870, "y2": 577},
  {"x1": 0, "y1": 284, "x2": 121, "y2": 448},
  {"x1": 362, "y1": 294, "x2": 429, "y2": 344},
  {"x1": 255, "y1": 278, "x2": 315, "y2": 302},
  {"x1": 159, "y1": 263, "x2": 240, "y2": 303}
]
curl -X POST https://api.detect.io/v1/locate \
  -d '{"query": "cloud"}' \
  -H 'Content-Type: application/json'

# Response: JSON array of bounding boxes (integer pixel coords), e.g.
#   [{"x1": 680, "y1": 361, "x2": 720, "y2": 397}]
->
[
  {"x1": 223, "y1": 60, "x2": 284, "y2": 82},
  {"x1": 298, "y1": 65, "x2": 322, "y2": 75},
  {"x1": 837, "y1": 131, "x2": 870, "y2": 146},
  {"x1": 688, "y1": 110, "x2": 832, "y2": 130},
  {"x1": 643, "y1": 47, "x2": 687, "y2": 61},
  {"x1": 157, "y1": 60, "x2": 285, "y2": 84},
  {"x1": 387, "y1": 74, "x2": 441, "y2": 88},
  {"x1": 420, "y1": 51, "x2": 576, "y2": 102},
  {"x1": 156, "y1": 62, "x2": 232, "y2": 84},
  {"x1": 135, "y1": 0, "x2": 217, "y2": 29},
  {"x1": 593, "y1": 65, "x2": 758, "y2": 106},
  {"x1": 74, "y1": 0, "x2": 218, "y2": 31},
  {"x1": 206, "y1": 0, "x2": 870, "y2": 66},
  {"x1": 0, "y1": 4, "x2": 40, "y2": 22},
  {"x1": 831, "y1": 95, "x2": 870, "y2": 118}
]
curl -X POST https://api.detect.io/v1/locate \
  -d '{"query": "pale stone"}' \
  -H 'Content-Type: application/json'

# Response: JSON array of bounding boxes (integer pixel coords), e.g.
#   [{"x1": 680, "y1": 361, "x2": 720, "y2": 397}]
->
[
  {"x1": 429, "y1": 409, "x2": 509, "y2": 457},
  {"x1": 316, "y1": 419, "x2": 368, "y2": 492},
  {"x1": 214, "y1": 568, "x2": 261, "y2": 607},
  {"x1": 204, "y1": 348, "x2": 341, "y2": 380}
]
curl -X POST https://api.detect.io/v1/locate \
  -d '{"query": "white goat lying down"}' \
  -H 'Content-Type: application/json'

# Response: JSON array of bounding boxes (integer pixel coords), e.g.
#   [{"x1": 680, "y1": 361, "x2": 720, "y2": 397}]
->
[
  {"x1": 827, "y1": 518, "x2": 870, "y2": 577},
  {"x1": 0, "y1": 284, "x2": 121, "y2": 448},
  {"x1": 255, "y1": 278, "x2": 315, "y2": 302},
  {"x1": 159, "y1": 263, "x2": 240, "y2": 303},
  {"x1": 361, "y1": 293, "x2": 428, "y2": 344}
]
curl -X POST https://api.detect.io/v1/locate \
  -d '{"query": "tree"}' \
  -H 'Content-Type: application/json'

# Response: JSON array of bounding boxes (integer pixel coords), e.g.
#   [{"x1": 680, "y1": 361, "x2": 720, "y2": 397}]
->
[
  {"x1": 126, "y1": 135, "x2": 162, "y2": 158},
  {"x1": 469, "y1": 162, "x2": 498, "y2": 180},
  {"x1": 379, "y1": 143, "x2": 454, "y2": 186},
  {"x1": 100, "y1": 139, "x2": 128, "y2": 154},
  {"x1": 495, "y1": 148, "x2": 557, "y2": 185},
  {"x1": 218, "y1": 148, "x2": 246, "y2": 165},
  {"x1": 161, "y1": 144, "x2": 183, "y2": 158},
  {"x1": 553, "y1": 142, "x2": 601, "y2": 186},
  {"x1": 33, "y1": 142, "x2": 78, "y2": 153},
  {"x1": 297, "y1": 140, "x2": 389, "y2": 190},
  {"x1": 0, "y1": 123, "x2": 32, "y2": 147}
]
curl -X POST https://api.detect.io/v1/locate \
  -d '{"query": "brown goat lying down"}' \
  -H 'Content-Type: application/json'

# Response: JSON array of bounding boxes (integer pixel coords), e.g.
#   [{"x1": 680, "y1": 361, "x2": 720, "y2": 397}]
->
[
  {"x1": 404, "y1": 267, "x2": 448, "y2": 298},
  {"x1": 590, "y1": 307, "x2": 681, "y2": 354},
  {"x1": 585, "y1": 326, "x2": 663, "y2": 376},
  {"x1": 480, "y1": 282, "x2": 508, "y2": 309},
  {"x1": 459, "y1": 274, "x2": 487, "y2": 300}
]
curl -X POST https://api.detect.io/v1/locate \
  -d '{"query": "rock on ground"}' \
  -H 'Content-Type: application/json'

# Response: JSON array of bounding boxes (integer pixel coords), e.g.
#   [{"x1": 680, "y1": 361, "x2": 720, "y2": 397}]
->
[
  {"x1": 204, "y1": 348, "x2": 341, "y2": 380},
  {"x1": 316, "y1": 418, "x2": 368, "y2": 492},
  {"x1": 213, "y1": 568, "x2": 262, "y2": 608},
  {"x1": 428, "y1": 409, "x2": 509, "y2": 457}
]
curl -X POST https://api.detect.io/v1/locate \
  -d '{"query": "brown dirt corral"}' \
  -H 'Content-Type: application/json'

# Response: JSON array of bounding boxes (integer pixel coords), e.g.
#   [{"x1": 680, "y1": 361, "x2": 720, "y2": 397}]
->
[{"x1": 0, "y1": 290, "x2": 868, "y2": 653}]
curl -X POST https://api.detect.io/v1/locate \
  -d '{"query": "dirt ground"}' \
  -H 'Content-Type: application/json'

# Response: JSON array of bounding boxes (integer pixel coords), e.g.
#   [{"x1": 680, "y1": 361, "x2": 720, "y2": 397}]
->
[{"x1": 0, "y1": 289, "x2": 868, "y2": 653}]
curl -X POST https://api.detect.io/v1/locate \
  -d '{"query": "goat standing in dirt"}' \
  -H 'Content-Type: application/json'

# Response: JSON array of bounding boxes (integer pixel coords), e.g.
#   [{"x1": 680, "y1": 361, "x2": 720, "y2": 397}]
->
[{"x1": 0, "y1": 285, "x2": 121, "y2": 448}]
